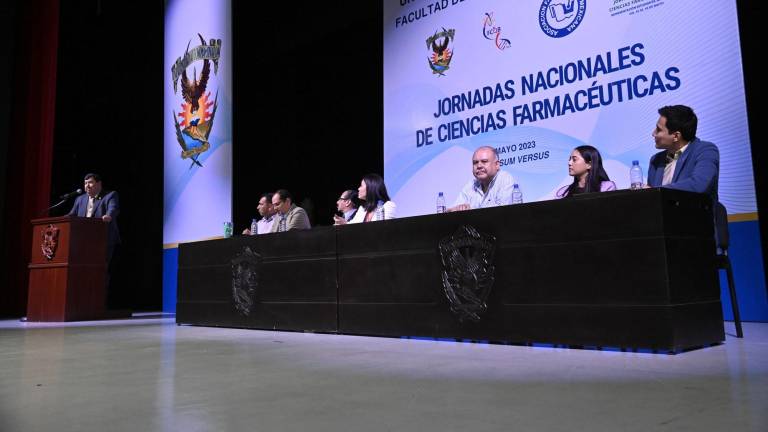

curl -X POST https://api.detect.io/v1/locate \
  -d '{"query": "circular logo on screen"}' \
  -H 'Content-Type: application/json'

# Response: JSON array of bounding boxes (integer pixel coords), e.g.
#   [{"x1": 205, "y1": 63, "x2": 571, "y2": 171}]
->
[{"x1": 539, "y1": 0, "x2": 586, "y2": 38}]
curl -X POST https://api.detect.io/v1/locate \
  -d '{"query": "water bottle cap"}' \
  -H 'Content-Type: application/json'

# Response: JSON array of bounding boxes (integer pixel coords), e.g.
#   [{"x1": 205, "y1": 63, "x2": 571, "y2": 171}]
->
[
  {"x1": 438, "y1": 192, "x2": 443, "y2": 197},
  {"x1": 632, "y1": 160, "x2": 639, "y2": 165},
  {"x1": 513, "y1": 183, "x2": 519, "y2": 187}
]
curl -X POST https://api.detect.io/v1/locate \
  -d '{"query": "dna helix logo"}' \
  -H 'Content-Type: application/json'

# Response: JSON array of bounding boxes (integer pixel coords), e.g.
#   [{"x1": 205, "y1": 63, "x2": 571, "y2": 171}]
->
[{"x1": 482, "y1": 12, "x2": 511, "y2": 51}]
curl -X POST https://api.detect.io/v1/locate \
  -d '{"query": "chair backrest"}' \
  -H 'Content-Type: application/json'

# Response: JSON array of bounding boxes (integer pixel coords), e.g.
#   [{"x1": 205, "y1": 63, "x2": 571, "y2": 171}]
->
[{"x1": 714, "y1": 201, "x2": 729, "y2": 251}]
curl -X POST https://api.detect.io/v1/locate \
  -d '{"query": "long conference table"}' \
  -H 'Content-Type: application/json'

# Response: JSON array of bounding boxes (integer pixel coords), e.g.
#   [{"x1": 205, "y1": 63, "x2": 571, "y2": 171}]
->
[{"x1": 176, "y1": 188, "x2": 725, "y2": 351}]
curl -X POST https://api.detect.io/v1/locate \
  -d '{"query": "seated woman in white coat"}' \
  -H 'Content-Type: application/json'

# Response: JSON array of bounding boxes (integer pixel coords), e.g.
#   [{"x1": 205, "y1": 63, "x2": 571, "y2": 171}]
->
[
  {"x1": 556, "y1": 145, "x2": 616, "y2": 198},
  {"x1": 334, "y1": 173, "x2": 396, "y2": 225}
]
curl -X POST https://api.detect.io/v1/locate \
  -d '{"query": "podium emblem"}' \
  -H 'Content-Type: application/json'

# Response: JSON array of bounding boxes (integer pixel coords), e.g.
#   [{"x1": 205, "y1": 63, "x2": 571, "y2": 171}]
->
[
  {"x1": 231, "y1": 246, "x2": 262, "y2": 316},
  {"x1": 41, "y1": 224, "x2": 60, "y2": 260},
  {"x1": 171, "y1": 33, "x2": 222, "y2": 168},
  {"x1": 439, "y1": 225, "x2": 496, "y2": 322}
]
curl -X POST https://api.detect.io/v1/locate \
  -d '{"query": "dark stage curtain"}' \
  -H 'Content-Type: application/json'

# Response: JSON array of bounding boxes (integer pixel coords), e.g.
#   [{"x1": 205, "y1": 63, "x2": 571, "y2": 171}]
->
[{"x1": 1, "y1": 0, "x2": 60, "y2": 317}]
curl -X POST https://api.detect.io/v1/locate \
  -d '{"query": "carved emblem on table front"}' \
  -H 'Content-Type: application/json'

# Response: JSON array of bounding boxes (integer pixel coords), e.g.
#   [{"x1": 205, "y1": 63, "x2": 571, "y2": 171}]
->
[
  {"x1": 41, "y1": 224, "x2": 60, "y2": 260},
  {"x1": 231, "y1": 246, "x2": 262, "y2": 316},
  {"x1": 439, "y1": 225, "x2": 496, "y2": 322}
]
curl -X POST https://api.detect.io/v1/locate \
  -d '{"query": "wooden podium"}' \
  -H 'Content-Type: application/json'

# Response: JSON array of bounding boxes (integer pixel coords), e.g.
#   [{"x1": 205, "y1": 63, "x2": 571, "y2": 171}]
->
[{"x1": 26, "y1": 216, "x2": 109, "y2": 321}]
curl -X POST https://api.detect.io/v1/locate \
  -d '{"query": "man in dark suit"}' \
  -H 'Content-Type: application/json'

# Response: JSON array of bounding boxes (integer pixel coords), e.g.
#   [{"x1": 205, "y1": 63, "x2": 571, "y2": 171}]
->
[
  {"x1": 68, "y1": 173, "x2": 123, "y2": 308},
  {"x1": 333, "y1": 189, "x2": 358, "y2": 225},
  {"x1": 647, "y1": 105, "x2": 719, "y2": 202}
]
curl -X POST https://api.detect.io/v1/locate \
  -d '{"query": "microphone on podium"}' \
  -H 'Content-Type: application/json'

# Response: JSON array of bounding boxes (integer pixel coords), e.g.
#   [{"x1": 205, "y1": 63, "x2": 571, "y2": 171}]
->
[
  {"x1": 59, "y1": 188, "x2": 84, "y2": 200},
  {"x1": 39, "y1": 188, "x2": 84, "y2": 216}
]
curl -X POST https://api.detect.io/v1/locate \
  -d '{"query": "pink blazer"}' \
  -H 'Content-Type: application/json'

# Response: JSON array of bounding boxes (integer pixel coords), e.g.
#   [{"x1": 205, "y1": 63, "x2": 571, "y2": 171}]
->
[{"x1": 556, "y1": 181, "x2": 616, "y2": 198}]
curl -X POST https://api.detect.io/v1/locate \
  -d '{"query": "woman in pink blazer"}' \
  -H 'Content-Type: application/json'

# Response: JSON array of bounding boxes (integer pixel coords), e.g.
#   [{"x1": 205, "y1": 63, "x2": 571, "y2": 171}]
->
[{"x1": 556, "y1": 145, "x2": 616, "y2": 198}]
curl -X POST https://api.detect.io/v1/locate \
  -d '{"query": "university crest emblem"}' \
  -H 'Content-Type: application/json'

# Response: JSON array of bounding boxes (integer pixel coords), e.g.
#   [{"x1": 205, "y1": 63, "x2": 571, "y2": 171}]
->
[
  {"x1": 231, "y1": 246, "x2": 261, "y2": 316},
  {"x1": 171, "y1": 34, "x2": 222, "y2": 168},
  {"x1": 439, "y1": 225, "x2": 496, "y2": 322},
  {"x1": 41, "y1": 224, "x2": 60, "y2": 260},
  {"x1": 426, "y1": 28, "x2": 455, "y2": 76}
]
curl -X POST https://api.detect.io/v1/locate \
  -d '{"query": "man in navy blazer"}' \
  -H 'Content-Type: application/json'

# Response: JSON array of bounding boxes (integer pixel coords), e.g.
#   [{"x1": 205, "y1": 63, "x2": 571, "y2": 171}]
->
[
  {"x1": 69, "y1": 173, "x2": 123, "y2": 308},
  {"x1": 333, "y1": 189, "x2": 358, "y2": 225},
  {"x1": 68, "y1": 173, "x2": 121, "y2": 252},
  {"x1": 647, "y1": 105, "x2": 719, "y2": 202}
]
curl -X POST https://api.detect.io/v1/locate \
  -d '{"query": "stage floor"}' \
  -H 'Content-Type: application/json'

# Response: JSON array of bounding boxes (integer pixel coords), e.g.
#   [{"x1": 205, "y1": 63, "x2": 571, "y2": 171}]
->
[{"x1": 1, "y1": 315, "x2": 765, "y2": 431}]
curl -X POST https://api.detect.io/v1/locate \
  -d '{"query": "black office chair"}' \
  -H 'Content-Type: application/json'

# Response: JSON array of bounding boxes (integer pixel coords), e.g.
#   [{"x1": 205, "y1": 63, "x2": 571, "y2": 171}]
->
[{"x1": 714, "y1": 201, "x2": 743, "y2": 338}]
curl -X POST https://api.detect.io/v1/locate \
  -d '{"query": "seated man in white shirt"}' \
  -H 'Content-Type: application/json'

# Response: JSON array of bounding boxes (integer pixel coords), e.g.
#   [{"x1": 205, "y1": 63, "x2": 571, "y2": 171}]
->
[
  {"x1": 449, "y1": 146, "x2": 515, "y2": 211},
  {"x1": 242, "y1": 192, "x2": 278, "y2": 235}
]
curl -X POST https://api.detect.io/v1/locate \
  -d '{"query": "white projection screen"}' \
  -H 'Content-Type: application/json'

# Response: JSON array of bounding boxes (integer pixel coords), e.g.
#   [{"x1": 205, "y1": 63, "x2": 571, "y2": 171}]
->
[
  {"x1": 384, "y1": 0, "x2": 754, "y2": 218},
  {"x1": 164, "y1": 0, "x2": 232, "y2": 246}
]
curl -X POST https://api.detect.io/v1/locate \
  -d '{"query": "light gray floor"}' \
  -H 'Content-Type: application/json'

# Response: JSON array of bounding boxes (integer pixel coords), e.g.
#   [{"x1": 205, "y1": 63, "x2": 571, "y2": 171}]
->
[{"x1": 1, "y1": 316, "x2": 766, "y2": 432}]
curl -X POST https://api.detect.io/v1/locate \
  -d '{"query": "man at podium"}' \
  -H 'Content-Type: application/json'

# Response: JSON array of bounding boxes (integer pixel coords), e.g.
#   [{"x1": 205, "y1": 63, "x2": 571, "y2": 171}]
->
[
  {"x1": 68, "y1": 173, "x2": 123, "y2": 308},
  {"x1": 68, "y1": 173, "x2": 121, "y2": 252}
]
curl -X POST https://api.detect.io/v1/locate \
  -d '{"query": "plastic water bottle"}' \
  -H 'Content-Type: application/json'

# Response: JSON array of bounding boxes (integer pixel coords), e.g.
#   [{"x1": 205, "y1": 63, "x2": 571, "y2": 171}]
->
[
  {"x1": 436, "y1": 192, "x2": 446, "y2": 213},
  {"x1": 512, "y1": 184, "x2": 523, "y2": 204},
  {"x1": 375, "y1": 200, "x2": 385, "y2": 221},
  {"x1": 630, "y1": 160, "x2": 644, "y2": 190},
  {"x1": 250, "y1": 218, "x2": 258, "y2": 235}
]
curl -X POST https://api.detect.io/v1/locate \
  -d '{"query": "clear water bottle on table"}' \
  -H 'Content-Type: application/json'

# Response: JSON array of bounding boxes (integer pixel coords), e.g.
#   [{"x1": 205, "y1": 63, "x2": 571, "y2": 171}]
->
[
  {"x1": 512, "y1": 184, "x2": 523, "y2": 204},
  {"x1": 375, "y1": 200, "x2": 385, "y2": 221},
  {"x1": 630, "y1": 160, "x2": 644, "y2": 190},
  {"x1": 436, "y1": 192, "x2": 446, "y2": 213}
]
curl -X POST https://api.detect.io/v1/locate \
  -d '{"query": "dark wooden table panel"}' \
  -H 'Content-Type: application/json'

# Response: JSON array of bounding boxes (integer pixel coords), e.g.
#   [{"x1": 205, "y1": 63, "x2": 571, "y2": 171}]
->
[
  {"x1": 177, "y1": 226, "x2": 338, "y2": 332},
  {"x1": 177, "y1": 189, "x2": 724, "y2": 351}
]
